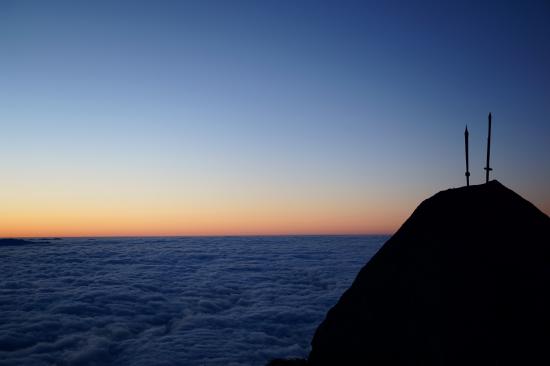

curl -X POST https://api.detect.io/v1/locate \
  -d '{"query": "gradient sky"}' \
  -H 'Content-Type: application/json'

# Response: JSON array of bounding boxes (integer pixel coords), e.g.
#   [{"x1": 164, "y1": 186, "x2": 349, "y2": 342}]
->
[{"x1": 1, "y1": 0, "x2": 549, "y2": 237}]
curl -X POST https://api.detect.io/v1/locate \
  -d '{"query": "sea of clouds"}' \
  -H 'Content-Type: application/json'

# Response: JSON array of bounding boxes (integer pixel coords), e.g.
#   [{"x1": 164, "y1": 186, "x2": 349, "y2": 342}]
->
[{"x1": 0, "y1": 235, "x2": 385, "y2": 365}]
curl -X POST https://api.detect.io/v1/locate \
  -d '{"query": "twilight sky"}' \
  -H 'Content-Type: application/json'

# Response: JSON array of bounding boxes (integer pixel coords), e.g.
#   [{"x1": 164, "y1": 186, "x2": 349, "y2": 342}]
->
[{"x1": 1, "y1": 0, "x2": 549, "y2": 236}]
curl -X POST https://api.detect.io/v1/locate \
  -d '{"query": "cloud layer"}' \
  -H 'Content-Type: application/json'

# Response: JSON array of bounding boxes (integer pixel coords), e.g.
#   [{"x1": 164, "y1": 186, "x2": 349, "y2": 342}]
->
[{"x1": 0, "y1": 236, "x2": 385, "y2": 365}]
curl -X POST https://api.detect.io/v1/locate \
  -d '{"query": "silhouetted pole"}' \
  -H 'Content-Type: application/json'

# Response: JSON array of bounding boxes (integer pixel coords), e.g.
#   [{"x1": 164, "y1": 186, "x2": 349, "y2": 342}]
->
[
  {"x1": 484, "y1": 112, "x2": 492, "y2": 183},
  {"x1": 464, "y1": 126, "x2": 470, "y2": 186}
]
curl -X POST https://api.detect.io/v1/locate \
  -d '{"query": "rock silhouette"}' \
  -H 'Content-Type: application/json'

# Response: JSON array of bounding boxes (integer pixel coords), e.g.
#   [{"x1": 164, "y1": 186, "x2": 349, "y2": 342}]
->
[{"x1": 308, "y1": 181, "x2": 550, "y2": 365}]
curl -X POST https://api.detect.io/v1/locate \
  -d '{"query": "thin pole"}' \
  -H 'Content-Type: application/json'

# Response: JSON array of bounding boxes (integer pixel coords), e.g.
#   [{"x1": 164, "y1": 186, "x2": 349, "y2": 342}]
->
[
  {"x1": 465, "y1": 126, "x2": 470, "y2": 186},
  {"x1": 484, "y1": 112, "x2": 492, "y2": 183}
]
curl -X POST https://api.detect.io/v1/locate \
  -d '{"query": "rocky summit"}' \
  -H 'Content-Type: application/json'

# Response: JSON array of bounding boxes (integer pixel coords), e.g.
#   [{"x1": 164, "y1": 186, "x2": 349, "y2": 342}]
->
[{"x1": 308, "y1": 181, "x2": 550, "y2": 365}]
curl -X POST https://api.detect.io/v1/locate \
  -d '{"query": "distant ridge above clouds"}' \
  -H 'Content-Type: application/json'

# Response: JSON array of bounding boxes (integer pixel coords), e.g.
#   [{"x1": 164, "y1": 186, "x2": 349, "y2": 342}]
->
[{"x1": 0, "y1": 238, "x2": 36, "y2": 246}]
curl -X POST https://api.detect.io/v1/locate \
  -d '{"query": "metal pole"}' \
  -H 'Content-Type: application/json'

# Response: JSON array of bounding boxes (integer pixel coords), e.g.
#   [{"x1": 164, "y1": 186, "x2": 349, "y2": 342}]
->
[
  {"x1": 465, "y1": 126, "x2": 470, "y2": 186},
  {"x1": 484, "y1": 113, "x2": 492, "y2": 183}
]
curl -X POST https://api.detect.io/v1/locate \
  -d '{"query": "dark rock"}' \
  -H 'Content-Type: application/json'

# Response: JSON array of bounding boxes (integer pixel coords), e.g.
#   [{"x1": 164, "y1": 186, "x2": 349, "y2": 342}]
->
[
  {"x1": 309, "y1": 181, "x2": 550, "y2": 365},
  {"x1": 267, "y1": 358, "x2": 308, "y2": 366}
]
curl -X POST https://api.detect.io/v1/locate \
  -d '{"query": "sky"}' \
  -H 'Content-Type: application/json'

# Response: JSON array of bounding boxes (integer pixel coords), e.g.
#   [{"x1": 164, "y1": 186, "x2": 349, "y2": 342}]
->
[{"x1": 1, "y1": 0, "x2": 549, "y2": 237}]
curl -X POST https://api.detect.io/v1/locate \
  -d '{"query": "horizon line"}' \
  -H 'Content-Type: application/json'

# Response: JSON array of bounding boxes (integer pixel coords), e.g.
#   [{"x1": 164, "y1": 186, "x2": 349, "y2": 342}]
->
[{"x1": 3, "y1": 232, "x2": 393, "y2": 239}]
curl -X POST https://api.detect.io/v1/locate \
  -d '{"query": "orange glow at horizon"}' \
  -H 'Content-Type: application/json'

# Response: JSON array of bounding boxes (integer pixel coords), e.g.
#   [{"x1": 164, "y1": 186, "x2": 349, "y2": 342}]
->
[
  {"x1": 1, "y1": 204, "x2": 405, "y2": 238},
  {"x1": 0, "y1": 189, "x2": 411, "y2": 238},
  {"x1": 0, "y1": 167, "x2": 428, "y2": 238}
]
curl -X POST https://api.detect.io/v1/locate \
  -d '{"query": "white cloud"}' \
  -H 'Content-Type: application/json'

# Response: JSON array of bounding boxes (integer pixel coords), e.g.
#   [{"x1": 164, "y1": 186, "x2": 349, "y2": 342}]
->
[{"x1": 0, "y1": 236, "x2": 385, "y2": 365}]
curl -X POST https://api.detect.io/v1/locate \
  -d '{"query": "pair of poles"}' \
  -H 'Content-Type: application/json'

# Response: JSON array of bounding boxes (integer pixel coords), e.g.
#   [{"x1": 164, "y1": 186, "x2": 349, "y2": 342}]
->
[{"x1": 464, "y1": 113, "x2": 492, "y2": 187}]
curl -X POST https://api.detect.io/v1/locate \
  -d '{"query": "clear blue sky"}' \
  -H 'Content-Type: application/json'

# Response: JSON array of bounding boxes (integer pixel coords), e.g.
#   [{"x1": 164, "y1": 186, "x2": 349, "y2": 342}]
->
[{"x1": 1, "y1": 0, "x2": 549, "y2": 236}]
